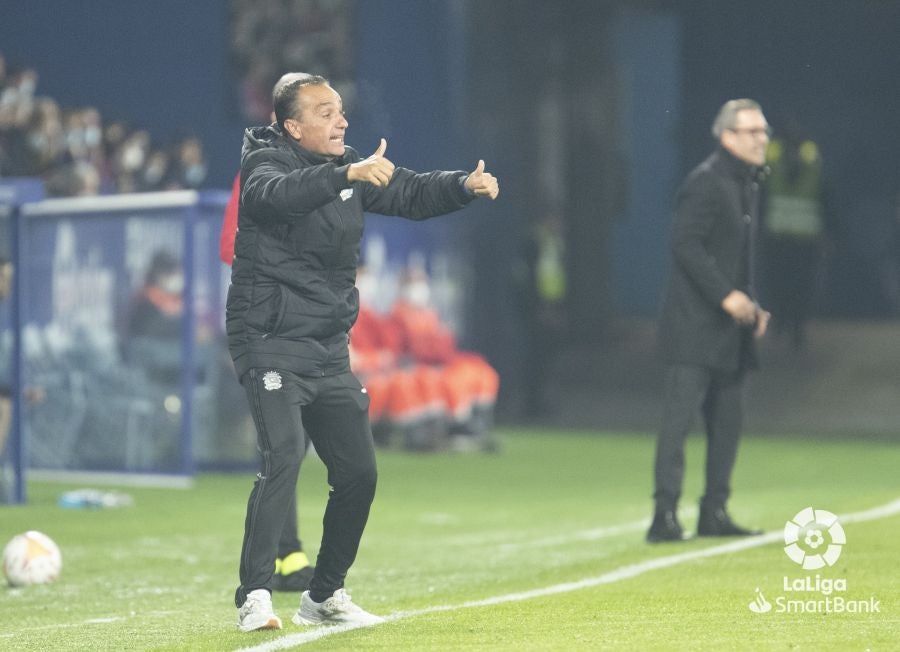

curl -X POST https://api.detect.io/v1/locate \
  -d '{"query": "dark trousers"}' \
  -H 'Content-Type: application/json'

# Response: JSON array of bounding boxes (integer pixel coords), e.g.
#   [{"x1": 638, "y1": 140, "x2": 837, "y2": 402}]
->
[
  {"x1": 235, "y1": 368, "x2": 376, "y2": 606},
  {"x1": 653, "y1": 364, "x2": 744, "y2": 513},
  {"x1": 278, "y1": 448, "x2": 306, "y2": 559}
]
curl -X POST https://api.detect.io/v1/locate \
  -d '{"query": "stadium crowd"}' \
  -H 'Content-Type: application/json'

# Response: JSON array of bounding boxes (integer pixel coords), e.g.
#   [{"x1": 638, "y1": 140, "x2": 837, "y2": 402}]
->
[
  {"x1": 0, "y1": 53, "x2": 207, "y2": 197},
  {"x1": 230, "y1": 0, "x2": 355, "y2": 123}
]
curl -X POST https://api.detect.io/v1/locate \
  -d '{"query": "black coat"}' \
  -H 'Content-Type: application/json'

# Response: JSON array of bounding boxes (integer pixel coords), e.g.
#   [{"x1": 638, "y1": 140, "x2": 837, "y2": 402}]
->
[
  {"x1": 226, "y1": 124, "x2": 474, "y2": 379},
  {"x1": 658, "y1": 147, "x2": 765, "y2": 373}
]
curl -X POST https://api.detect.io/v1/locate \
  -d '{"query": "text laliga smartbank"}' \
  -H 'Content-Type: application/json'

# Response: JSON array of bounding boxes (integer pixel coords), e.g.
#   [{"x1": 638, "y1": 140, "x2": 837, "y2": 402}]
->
[
  {"x1": 777, "y1": 575, "x2": 880, "y2": 613},
  {"x1": 748, "y1": 507, "x2": 883, "y2": 615},
  {"x1": 784, "y1": 574, "x2": 845, "y2": 595}
]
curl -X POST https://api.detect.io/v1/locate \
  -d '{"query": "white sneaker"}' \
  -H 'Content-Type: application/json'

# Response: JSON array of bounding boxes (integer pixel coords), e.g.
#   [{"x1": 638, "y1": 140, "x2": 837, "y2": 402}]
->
[
  {"x1": 292, "y1": 589, "x2": 384, "y2": 626},
  {"x1": 237, "y1": 589, "x2": 283, "y2": 632}
]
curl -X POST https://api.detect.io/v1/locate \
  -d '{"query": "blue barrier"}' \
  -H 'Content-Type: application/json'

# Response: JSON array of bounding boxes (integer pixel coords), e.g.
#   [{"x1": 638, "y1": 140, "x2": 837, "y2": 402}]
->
[
  {"x1": 3, "y1": 185, "x2": 467, "y2": 503},
  {"x1": 1, "y1": 179, "x2": 46, "y2": 503},
  {"x1": 8, "y1": 191, "x2": 237, "y2": 495}
]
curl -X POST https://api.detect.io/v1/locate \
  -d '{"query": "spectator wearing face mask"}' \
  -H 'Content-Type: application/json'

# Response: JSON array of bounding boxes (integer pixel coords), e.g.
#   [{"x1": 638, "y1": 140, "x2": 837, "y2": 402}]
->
[
  {"x1": 23, "y1": 97, "x2": 66, "y2": 176},
  {"x1": 140, "y1": 149, "x2": 172, "y2": 191},
  {"x1": 170, "y1": 136, "x2": 208, "y2": 189},
  {"x1": 122, "y1": 250, "x2": 186, "y2": 386},
  {"x1": 350, "y1": 266, "x2": 449, "y2": 451},
  {"x1": 388, "y1": 266, "x2": 500, "y2": 451},
  {"x1": 0, "y1": 57, "x2": 206, "y2": 196},
  {"x1": 114, "y1": 130, "x2": 151, "y2": 193}
]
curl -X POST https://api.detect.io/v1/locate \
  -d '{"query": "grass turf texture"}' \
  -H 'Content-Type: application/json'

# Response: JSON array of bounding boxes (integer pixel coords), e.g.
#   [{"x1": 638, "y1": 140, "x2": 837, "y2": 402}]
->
[{"x1": 1, "y1": 429, "x2": 898, "y2": 650}]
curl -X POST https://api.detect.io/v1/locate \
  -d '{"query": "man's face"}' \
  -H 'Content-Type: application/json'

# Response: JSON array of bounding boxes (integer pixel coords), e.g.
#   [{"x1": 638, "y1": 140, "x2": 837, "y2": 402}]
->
[
  {"x1": 286, "y1": 84, "x2": 348, "y2": 157},
  {"x1": 721, "y1": 108, "x2": 770, "y2": 166}
]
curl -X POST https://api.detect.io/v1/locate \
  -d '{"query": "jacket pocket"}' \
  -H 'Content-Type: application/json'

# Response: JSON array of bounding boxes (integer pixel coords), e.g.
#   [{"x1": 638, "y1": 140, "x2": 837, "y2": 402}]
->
[
  {"x1": 263, "y1": 286, "x2": 288, "y2": 337},
  {"x1": 339, "y1": 372, "x2": 371, "y2": 413}
]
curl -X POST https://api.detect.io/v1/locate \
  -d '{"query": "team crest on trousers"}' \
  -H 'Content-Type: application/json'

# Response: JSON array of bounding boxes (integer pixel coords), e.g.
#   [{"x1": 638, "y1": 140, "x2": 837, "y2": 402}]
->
[{"x1": 262, "y1": 371, "x2": 282, "y2": 391}]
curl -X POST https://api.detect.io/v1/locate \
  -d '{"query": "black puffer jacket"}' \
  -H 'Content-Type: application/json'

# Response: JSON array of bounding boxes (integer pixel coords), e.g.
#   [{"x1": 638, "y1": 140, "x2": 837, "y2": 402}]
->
[{"x1": 226, "y1": 124, "x2": 474, "y2": 379}]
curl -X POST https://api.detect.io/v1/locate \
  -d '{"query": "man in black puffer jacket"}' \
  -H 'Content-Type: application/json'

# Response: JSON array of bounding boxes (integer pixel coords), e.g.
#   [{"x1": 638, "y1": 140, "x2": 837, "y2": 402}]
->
[{"x1": 230, "y1": 73, "x2": 499, "y2": 632}]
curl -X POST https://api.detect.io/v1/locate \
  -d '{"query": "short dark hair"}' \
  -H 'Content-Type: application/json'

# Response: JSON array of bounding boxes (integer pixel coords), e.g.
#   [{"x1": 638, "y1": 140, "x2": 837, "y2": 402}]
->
[
  {"x1": 145, "y1": 250, "x2": 180, "y2": 285},
  {"x1": 272, "y1": 73, "x2": 329, "y2": 130}
]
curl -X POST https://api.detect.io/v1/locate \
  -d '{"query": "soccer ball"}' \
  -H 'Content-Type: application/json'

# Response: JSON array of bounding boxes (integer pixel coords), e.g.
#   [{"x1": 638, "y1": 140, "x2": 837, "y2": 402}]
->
[{"x1": 2, "y1": 530, "x2": 62, "y2": 586}]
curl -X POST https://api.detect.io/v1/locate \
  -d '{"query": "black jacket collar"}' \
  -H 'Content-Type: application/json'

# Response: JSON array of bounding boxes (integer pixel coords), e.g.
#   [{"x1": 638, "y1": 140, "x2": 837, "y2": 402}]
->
[
  {"x1": 275, "y1": 125, "x2": 348, "y2": 166},
  {"x1": 712, "y1": 145, "x2": 760, "y2": 183},
  {"x1": 286, "y1": 135, "x2": 346, "y2": 165},
  {"x1": 242, "y1": 123, "x2": 348, "y2": 166}
]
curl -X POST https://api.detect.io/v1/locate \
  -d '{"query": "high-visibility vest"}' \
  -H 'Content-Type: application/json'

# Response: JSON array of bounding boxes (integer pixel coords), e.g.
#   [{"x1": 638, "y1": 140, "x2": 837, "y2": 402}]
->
[
  {"x1": 535, "y1": 225, "x2": 566, "y2": 302},
  {"x1": 765, "y1": 139, "x2": 824, "y2": 239}
]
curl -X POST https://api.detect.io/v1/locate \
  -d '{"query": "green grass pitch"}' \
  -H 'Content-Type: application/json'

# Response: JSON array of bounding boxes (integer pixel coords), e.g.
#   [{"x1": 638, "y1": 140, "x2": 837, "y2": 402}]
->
[{"x1": 2, "y1": 429, "x2": 899, "y2": 650}]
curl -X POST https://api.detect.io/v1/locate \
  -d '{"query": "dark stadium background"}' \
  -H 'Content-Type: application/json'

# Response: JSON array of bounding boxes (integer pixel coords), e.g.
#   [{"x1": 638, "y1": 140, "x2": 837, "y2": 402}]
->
[{"x1": 2, "y1": 0, "x2": 899, "y2": 434}]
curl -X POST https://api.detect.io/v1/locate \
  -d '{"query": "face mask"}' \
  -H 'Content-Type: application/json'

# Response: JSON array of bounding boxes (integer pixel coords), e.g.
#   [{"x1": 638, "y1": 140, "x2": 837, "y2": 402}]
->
[
  {"x1": 403, "y1": 281, "x2": 430, "y2": 308},
  {"x1": 28, "y1": 132, "x2": 47, "y2": 150},
  {"x1": 184, "y1": 163, "x2": 206, "y2": 186},
  {"x1": 18, "y1": 78, "x2": 36, "y2": 96},
  {"x1": 84, "y1": 126, "x2": 101, "y2": 148},
  {"x1": 0, "y1": 88, "x2": 16, "y2": 108},
  {"x1": 144, "y1": 161, "x2": 166, "y2": 186},
  {"x1": 121, "y1": 144, "x2": 145, "y2": 171},
  {"x1": 67, "y1": 128, "x2": 85, "y2": 150},
  {"x1": 159, "y1": 274, "x2": 184, "y2": 294}
]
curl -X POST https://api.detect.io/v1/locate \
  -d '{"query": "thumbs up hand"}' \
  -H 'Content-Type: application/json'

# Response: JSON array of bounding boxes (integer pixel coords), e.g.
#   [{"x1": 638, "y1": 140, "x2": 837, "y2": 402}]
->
[
  {"x1": 464, "y1": 159, "x2": 499, "y2": 199},
  {"x1": 347, "y1": 138, "x2": 395, "y2": 187}
]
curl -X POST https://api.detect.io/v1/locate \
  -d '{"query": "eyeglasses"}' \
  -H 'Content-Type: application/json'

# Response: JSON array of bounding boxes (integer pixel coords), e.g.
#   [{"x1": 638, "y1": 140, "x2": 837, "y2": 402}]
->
[{"x1": 728, "y1": 126, "x2": 773, "y2": 138}]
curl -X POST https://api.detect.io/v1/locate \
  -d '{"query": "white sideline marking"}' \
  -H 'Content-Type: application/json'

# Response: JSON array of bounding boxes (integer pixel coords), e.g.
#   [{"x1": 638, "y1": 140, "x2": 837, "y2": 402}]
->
[
  {"x1": 235, "y1": 497, "x2": 900, "y2": 652},
  {"x1": 438, "y1": 506, "x2": 697, "y2": 550},
  {"x1": 0, "y1": 615, "x2": 125, "y2": 636},
  {"x1": 2, "y1": 610, "x2": 180, "y2": 636},
  {"x1": 497, "y1": 507, "x2": 698, "y2": 553},
  {"x1": 28, "y1": 469, "x2": 194, "y2": 489},
  {"x1": 496, "y1": 519, "x2": 648, "y2": 553}
]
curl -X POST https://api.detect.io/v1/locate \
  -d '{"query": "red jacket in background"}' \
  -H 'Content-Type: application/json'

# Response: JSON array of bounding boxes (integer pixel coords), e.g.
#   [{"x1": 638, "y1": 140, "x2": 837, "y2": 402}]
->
[{"x1": 219, "y1": 173, "x2": 240, "y2": 265}]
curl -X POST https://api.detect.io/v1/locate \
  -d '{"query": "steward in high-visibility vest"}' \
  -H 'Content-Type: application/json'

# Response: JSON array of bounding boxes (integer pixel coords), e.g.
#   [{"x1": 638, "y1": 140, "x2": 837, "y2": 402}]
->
[
  {"x1": 761, "y1": 137, "x2": 825, "y2": 350},
  {"x1": 515, "y1": 212, "x2": 568, "y2": 419},
  {"x1": 534, "y1": 219, "x2": 567, "y2": 304},
  {"x1": 764, "y1": 138, "x2": 824, "y2": 240}
]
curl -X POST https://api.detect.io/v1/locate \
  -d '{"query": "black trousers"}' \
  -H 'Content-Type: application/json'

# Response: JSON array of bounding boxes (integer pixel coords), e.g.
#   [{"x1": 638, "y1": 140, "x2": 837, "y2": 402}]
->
[
  {"x1": 278, "y1": 446, "x2": 306, "y2": 559},
  {"x1": 235, "y1": 368, "x2": 376, "y2": 606},
  {"x1": 653, "y1": 364, "x2": 744, "y2": 513}
]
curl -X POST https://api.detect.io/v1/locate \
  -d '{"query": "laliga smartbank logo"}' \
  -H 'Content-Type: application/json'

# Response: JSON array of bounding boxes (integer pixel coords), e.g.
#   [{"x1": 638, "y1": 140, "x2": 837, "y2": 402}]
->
[
  {"x1": 747, "y1": 506, "x2": 880, "y2": 615},
  {"x1": 783, "y1": 506, "x2": 845, "y2": 569}
]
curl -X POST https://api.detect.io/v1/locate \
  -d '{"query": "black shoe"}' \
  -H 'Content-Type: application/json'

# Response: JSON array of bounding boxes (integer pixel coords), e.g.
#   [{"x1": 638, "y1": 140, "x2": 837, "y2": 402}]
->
[
  {"x1": 271, "y1": 565, "x2": 315, "y2": 592},
  {"x1": 646, "y1": 510, "x2": 689, "y2": 543},
  {"x1": 697, "y1": 506, "x2": 762, "y2": 537}
]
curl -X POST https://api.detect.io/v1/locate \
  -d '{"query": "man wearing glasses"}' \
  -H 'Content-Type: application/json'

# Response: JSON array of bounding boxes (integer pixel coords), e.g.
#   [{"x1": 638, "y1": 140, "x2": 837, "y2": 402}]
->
[{"x1": 647, "y1": 99, "x2": 771, "y2": 542}]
